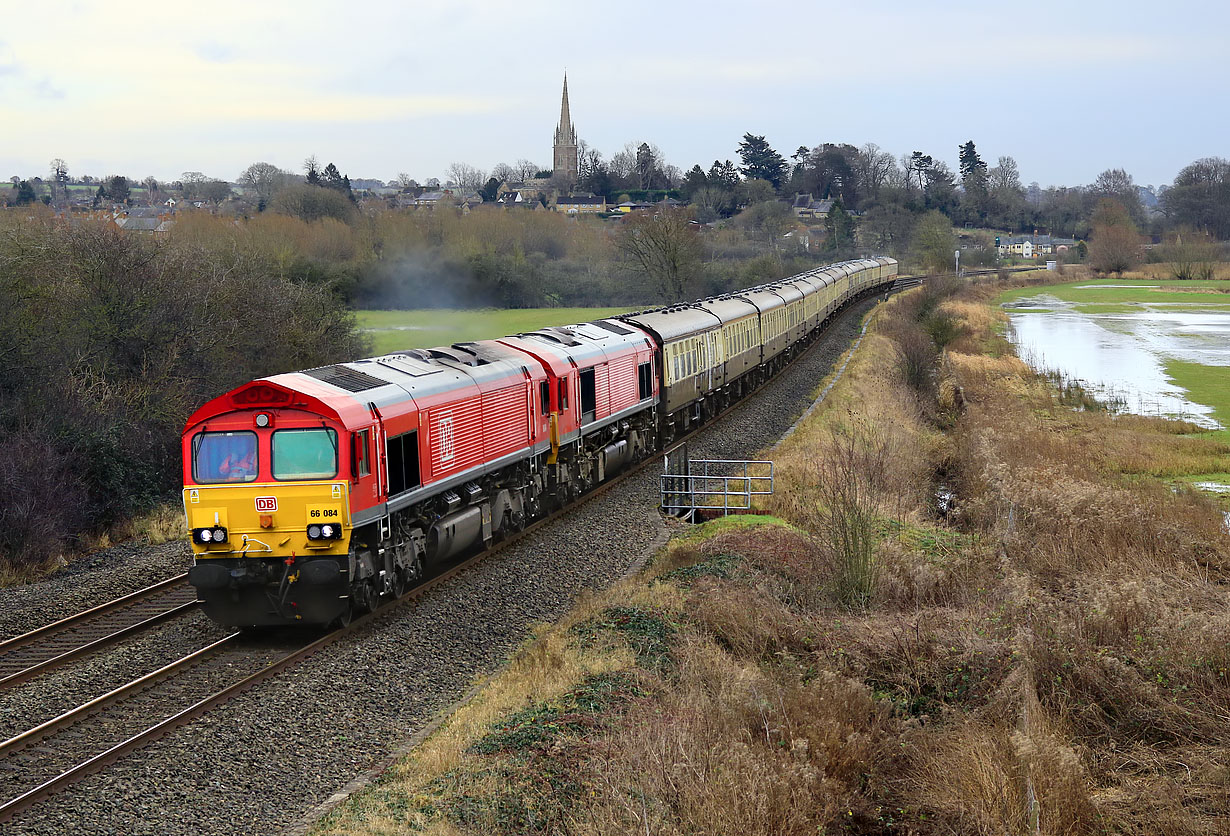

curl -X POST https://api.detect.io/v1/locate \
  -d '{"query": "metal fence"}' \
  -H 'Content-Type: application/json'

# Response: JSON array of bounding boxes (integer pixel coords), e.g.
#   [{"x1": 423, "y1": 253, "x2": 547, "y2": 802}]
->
[{"x1": 661, "y1": 445, "x2": 774, "y2": 520}]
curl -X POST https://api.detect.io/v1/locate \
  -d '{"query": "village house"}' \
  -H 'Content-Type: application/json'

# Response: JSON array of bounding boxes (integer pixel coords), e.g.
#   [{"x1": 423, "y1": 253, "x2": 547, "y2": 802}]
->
[
  {"x1": 553, "y1": 195, "x2": 607, "y2": 214},
  {"x1": 997, "y1": 234, "x2": 1079, "y2": 259},
  {"x1": 791, "y1": 194, "x2": 835, "y2": 219}
]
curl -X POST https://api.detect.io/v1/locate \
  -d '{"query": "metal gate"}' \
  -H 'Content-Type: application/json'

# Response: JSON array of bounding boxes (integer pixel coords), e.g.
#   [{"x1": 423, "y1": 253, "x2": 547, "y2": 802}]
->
[{"x1": 661, "y1": 443, "x2": 774, "y2": 521}]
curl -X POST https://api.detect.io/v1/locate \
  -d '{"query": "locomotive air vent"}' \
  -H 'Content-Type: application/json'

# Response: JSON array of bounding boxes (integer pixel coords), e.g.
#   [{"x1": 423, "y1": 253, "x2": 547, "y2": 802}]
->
[
  {"x1": 590, "y1": 320, "x2": 633, "y2": 336},
  {"x1": 303, "y1": 365, "x2": 389, "y2": 393}
]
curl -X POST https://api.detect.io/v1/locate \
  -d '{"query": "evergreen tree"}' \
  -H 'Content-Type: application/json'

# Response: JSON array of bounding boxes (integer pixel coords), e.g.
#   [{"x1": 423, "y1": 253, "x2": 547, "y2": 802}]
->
[
  {"x1": 681, "y1": 165, "x2": 707, "y2": 199},
  {"x1": 479, "y1": 176, "x2": 500, "y2": 203},
  {"x1": 708, "y1": 160, "x2": 740, "y2": 189},
  {"x1": 736, "y1": 133, "x2": 787, "y2": 189},
  {"x1": 15, "y1": 180, "x2": 37, "y2": 205},
  {"x1": 958, "y1": 140, "x2": 988, "y2": 223},
  {"x1": 823, "y1": 199, "x2": 856, "y2": 253}
]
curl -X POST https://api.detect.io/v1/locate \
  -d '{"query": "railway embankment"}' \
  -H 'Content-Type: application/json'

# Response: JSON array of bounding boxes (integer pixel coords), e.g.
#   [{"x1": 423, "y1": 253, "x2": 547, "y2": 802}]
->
[{"x1": 309, "y1": 276, "x2": 1230, "y2": 835}]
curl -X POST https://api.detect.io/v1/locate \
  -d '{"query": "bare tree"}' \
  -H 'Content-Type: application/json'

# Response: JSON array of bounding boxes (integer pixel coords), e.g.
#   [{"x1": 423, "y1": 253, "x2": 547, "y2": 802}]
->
[
  {"x1": 1161, "y1": 228, "x2": 1219, "y2": 280},
  {"x1": 1088, "y1": 199, "x2": 1142, "y2": 274},
  {"x1": 1092, "y1": 168, "x2": 1143, "y2": 224},
  {"x1": 394, "y1": 173, "x2": 417, "y2": 189},
  {"x1": 855, "y1": 143, "x2": 896, "y2": 199},
  {"x1": 988, "y1": 156, "x2": 1021, "y2": 194},
  {"x1": 49, "y1": 158, "x2": 69, "y2": 203},
  {"x1": 239, "y1": 162, "x2": 292, "y2": 205},
  {"x1": 446, "y1": 162, "x2": 486, "y2": 193},
  {"x1": 180, "y1": 171, "x2": 208, "y2": 200},
  {"x1": 514, "y1": 159, "x2": 541, "y2": 181},
  {"x1": 491, "y1": 162, "x2": 516, "y2": 183},
  {"x1": 608, "y1": 146, "x2": 635, "y2": 181},
  {"x1": 615, "y1": 207, "x2": 703, "y2": 300}
]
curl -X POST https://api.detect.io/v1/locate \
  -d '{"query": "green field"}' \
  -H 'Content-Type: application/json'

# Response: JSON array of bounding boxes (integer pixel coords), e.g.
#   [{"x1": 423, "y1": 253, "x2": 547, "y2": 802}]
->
[
  {"x1": 356, "y1": 307, "x2": 630, "y2": 354},
  {"x1": 1165, "y1": 359, "x2": 1230, "y2": 441},
  {"x1": 998, "y1": 277, "x2": 1230, "y2": 315}
]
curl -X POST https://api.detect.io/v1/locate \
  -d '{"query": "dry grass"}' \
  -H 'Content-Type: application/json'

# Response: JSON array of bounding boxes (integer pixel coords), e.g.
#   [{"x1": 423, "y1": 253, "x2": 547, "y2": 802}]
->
[{"x1": 313, "y1": 284, "x2": 1230, "y2": 836}]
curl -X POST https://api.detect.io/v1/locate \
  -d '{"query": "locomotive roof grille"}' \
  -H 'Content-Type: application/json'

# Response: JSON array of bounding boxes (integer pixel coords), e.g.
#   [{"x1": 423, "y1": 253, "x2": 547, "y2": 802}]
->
[
  {"x1": 302, "y1": 365, "x2": 389, "y2": 393},
  {"x1": 590, "y1": 320, "x2": 634, "y2": 335}
]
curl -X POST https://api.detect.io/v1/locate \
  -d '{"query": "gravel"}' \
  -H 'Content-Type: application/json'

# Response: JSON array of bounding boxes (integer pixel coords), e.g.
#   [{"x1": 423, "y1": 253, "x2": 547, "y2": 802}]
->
[
  {"x1": 3, "y1": 299, "x2": 877, "y2": 836},
  {"x1": 0, "y1": 542, "x2": 192, "y2": 642}
]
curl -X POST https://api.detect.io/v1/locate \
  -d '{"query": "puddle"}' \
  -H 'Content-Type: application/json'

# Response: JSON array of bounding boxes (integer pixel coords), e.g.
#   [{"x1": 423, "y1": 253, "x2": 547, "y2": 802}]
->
[
  {"x1": 1005, "y1": 295, "x2": 1227, "y2": 428},
  {"x1": 1194, "y1": 482, "x2": 1230, "y2": 493}
]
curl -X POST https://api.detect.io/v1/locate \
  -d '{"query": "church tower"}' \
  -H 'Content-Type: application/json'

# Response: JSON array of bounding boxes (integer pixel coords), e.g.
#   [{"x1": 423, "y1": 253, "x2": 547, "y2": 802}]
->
[{"x1": 552, "y1": 74, "x2": 579, "y2": 188}]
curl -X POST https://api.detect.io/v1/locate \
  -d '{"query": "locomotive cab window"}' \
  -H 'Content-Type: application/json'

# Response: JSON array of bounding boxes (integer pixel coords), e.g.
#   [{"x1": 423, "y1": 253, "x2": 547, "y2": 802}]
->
[
  {"x1": 272, "y1": 428, "x2": 338, "y2": 480},
  {"x1": 193, "y1": 431, "x2": 258, "y2": 483},
  {"x1": 386, "y1": 431, "x2": 421, "y2": 496},
  {"x1": 352, "y1": 429, "x2": 371, "y2": 478},
  {"x1": 539, "y1": 381, "x2": 549, "y2": 415}
]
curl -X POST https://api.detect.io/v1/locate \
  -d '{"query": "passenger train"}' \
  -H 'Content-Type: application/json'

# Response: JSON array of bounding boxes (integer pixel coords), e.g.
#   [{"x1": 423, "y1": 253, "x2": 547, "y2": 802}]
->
[{"x1": 182, "y1": 257, "x2": 898, "y2": 626}]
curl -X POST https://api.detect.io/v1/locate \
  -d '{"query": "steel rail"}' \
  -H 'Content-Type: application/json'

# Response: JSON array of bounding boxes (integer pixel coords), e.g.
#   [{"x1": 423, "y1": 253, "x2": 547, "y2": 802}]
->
[
  {"x1": 0, "y1": 573, "x2": 189, "y2": 653},
  {"x1": 0, "y1": 281, "x2": 901, "y2": 823},
  {"x1": 0, "y1": 576, "x2": 199, "y2": 690}
]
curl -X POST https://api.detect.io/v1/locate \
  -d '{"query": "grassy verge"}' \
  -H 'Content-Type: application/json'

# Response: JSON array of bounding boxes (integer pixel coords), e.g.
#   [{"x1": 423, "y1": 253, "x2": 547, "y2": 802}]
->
[
  {"x1": 356, "y1": 307, "x2": 628, "y2": 354},
  {"x1": 313, "y1": 278, "x2": 1230, "y2": 835}
]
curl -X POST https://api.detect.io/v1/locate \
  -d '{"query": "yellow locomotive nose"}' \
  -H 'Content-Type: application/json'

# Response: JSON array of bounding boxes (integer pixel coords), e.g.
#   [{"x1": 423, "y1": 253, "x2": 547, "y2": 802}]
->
[{"x1": 184, "y1": 481, "x2": 350, "y2": 558}]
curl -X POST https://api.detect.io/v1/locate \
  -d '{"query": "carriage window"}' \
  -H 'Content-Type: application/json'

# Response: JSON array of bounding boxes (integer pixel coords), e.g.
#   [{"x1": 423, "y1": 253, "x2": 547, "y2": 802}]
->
[
  {"x1": 193, "y1": 431, "x2": 258, "y2": 483},
  {"x1": 272, "y1": 428, "x2": 338, "y2": 480},
  {"x1": 386, "y1": 431, "x2": 421, "y2": 496}
]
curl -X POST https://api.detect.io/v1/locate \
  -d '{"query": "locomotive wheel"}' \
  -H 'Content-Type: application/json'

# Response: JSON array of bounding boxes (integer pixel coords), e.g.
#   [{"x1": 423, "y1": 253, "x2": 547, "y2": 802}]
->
[
  {"x1": 332, "y1": 603, "x2": 354, "y2": 630},
  {"x1": 352, "y1": 579, "x2": 378, "y2": 614},
  {"x1": 390, "y1": 568, "x2": 408, "y2": 599}
]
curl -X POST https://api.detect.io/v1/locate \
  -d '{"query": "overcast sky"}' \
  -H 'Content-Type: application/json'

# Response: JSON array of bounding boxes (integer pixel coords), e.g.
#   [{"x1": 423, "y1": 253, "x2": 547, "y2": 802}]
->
[{"x1": 1, "y1": 0, "x2": 1225, "y2": 189}]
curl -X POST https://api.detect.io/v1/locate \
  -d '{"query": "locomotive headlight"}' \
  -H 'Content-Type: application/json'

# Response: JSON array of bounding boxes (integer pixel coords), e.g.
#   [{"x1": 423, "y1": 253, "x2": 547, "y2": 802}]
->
[
  {"x1": 255, "y1": 413, "x2": 270, "y2": 428},
  {"x1": 193, "y1": 526, "x2": 227, "y2": 545},
  {"x1": 320, "y1": 524, "x2": 335, "y2": 539},
  {"x1": 307, "y1": 524, "x2": 322, "y2": 540}
]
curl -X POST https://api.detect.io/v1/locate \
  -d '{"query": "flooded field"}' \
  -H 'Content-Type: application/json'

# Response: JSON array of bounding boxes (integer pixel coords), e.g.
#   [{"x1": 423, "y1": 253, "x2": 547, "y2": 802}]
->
[{"x1": 1001, "y1": 279, "x2": 1230, "y2": 430}]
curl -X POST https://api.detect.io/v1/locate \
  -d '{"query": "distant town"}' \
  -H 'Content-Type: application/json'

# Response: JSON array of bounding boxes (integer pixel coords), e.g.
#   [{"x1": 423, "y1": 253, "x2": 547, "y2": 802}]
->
[{"x1": 4, "y1": 76, "x2": 1225, "y2": 277}]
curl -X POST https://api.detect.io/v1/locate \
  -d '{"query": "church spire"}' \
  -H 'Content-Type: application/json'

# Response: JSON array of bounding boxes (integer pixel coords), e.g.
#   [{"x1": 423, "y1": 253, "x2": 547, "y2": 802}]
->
[
  {"x1": 555, "y1": 73, "x2": 576, "y2": 147},
  {"x1": 552, "y1": 73, "x2": 578, "y2": 186}
]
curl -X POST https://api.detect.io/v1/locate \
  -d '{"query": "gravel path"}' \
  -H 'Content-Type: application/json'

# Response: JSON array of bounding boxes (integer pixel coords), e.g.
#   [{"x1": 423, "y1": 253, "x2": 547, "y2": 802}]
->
[{"x1": 3, "y1": 299, "x2": 877, "y2": 836}]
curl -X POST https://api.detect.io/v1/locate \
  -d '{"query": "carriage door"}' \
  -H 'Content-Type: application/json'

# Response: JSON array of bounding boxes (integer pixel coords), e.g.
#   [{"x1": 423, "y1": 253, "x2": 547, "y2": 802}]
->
[{"x1": 704, "y1": 331, "x2": 715, "y2": 391}]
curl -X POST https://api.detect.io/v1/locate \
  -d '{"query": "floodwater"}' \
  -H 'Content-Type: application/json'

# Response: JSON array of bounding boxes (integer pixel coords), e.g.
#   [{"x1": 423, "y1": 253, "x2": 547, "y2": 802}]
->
[{"x1": 1004, "y1": 293, "x2": 1230, "y2": 429}]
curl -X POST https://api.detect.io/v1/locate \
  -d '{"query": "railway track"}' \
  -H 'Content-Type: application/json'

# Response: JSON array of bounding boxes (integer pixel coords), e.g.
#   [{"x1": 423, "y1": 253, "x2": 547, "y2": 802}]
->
[
  {"x1": 0, "y1": 281, "x2": 916, "y2": 825},
  {"x1": 0, "y1": 575, "x2": 199, "y2": 690}
]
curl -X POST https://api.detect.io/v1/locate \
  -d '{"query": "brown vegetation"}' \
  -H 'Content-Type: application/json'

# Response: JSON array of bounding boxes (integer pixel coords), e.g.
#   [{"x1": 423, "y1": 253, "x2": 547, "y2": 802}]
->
[
  {"x1": 0, "y1": 212, "x2": 365, "y2": 574},
  {"x1": 313, "y1": 273, "x2": 1230, "y2": 836}
]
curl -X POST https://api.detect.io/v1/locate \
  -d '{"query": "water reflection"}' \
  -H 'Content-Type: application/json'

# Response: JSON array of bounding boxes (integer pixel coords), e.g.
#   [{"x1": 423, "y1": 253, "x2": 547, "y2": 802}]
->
[{"x1": 1006, "y1": 296, "x2": 1227, "y2": 428}]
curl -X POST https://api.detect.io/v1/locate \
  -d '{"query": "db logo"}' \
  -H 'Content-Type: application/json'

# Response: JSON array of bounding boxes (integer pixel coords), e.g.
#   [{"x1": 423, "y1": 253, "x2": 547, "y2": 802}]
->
[
  {"x1": 439, "y1": 413, "x2": 455, "y2": 463},
  {"x1": 255, "y1": 496, "x2": 278, "y2": 513}
]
